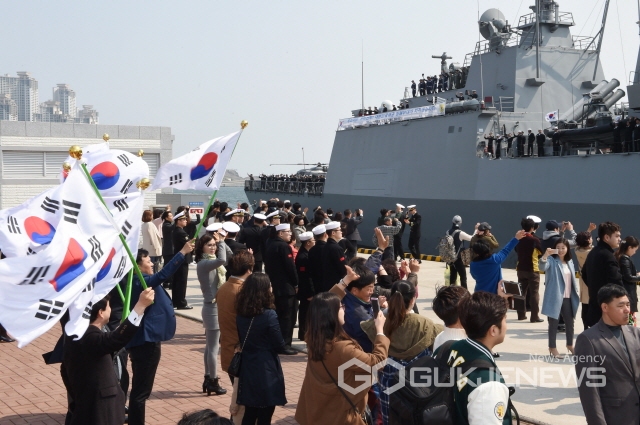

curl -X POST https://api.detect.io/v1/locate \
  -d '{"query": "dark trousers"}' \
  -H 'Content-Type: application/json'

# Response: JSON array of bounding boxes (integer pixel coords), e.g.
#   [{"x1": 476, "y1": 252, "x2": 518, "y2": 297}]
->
[
  {"x1": 297, "y1": 297, "x2": 311, "y2": 341},
  {"x1": 242, "y1": 406, "x2": 275, "y2": 425},
  {"x1": 553, "y1": 142, "x2": 560, "y2": 156},
  {"x1": 517, "y1": 271, "x2": 540, "y2": 320},
  {"x1": 518, "y1": 141, "x2": 525, "y2": 157},
  {"x1": 172, "y1": 262, "x2": 189, "y2": 308},
  {"x1": 274, "y1": 295, "x2": 297, "y2": 347},
  {"x1": 581, "y1": 303, "x2": 590, "y2": 330},
  {"x1": 412, "y1": 89, "x2": 416, "y2": 97},
  {"x1": 162, "y1": 255, "x2": 174, "y2": 287},
  {"x1": 527, "y1": 142, "x2": 534, "y2": 156},
  {"x1": 128, "y1": 341, "x2": 162, "y2": 425},
  {"x1": 538, "y1": 144, "x2": 545, "y2": 157},
  {"x1": 408, "y1": 234, "x2": 421, "y2": 261},
  {"x1": 449, "y1": 257, "x2": 467, "y2": 289},
  {"x1": 393, "y1": 235, "x2": 404, "y2": 260},
  {"x1": 253, "y1": 260, "x2": 263, "y2": 273},
  {"x1": 548, "y1": 298, "x2": 574, "y2": 348},
  {"x1": 117, "y1": 348, "x2": 130, "y2": 398}
]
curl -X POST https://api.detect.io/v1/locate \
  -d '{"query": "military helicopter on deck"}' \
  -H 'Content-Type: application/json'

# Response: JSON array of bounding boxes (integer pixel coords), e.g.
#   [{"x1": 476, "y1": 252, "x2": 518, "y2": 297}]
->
[{"x1": 269, "y1": 162, "x2": 328, "y2": 176}]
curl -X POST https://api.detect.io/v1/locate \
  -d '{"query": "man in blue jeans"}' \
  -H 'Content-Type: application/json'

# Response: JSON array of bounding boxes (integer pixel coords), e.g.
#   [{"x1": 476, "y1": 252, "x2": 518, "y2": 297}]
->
[{"x1": 126, "y1": 239, "x2": 194, "y2": 425}]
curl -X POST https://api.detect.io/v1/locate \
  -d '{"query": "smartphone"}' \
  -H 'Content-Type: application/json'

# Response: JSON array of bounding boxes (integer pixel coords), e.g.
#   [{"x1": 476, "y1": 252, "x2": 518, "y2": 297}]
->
[
  {"x1": 371, "y1": 296, "x2": 380, "y2": 317},
  {"x1": 551, "y1": 249, "x2": 559, "y2": 255}
]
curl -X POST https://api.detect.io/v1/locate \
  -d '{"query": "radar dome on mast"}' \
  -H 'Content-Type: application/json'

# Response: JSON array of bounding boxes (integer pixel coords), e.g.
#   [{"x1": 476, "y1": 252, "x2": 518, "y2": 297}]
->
[{"x1": 478, "y1": 9, "x2": 511, "y2": 51}]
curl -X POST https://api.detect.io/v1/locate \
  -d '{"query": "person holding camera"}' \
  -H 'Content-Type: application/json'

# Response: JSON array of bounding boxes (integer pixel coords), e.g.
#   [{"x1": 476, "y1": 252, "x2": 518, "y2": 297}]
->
[
  {"x1": 469, "y1": 222, "x2": 499, "y2": 256},
  {"x1": 540, "y1": 239, "x2": 580, "y2": 358}
]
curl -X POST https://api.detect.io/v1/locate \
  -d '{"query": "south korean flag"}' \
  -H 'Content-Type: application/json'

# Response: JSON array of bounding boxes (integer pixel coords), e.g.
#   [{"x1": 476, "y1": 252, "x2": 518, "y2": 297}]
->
[
  {"x1": 151, "y1": 130, "x2": 241, "y2": 191},
  {"x1": 0, "y1": 166, "x2": 120, "y2": 347}
]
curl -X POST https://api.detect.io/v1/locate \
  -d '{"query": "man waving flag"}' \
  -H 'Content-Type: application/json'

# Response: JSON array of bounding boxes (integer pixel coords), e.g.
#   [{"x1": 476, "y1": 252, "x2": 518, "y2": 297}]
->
[
  {"x1": 151, "y1": 130, "x2": 241, "y2": 191},
  {"x1": 0, "y1": 166, "x2": 121, "y2": 347}
]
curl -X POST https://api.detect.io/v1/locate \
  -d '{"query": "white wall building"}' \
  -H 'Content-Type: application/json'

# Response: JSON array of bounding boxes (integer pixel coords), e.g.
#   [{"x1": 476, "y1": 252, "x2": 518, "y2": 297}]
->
[
  {"x1": 0, "y1": 121, "x2": 174, "y2": 208},
  {"x1": 0, "y1": 72, "x2": 39, "y2": 122}
]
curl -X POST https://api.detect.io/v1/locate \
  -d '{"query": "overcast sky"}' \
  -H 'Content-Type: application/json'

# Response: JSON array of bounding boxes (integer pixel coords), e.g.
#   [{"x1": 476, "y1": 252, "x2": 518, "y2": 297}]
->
[{"x1": 3, "y1": 0, "x2": 637, "y2": 175}]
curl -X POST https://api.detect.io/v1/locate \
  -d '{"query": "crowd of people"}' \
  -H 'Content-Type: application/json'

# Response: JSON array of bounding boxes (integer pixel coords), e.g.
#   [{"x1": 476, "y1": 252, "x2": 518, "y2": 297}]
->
[
  {"x1": 410, "y1": 67, "x2": 470, "y2": 98},
  {"x1": 245, "y1": 174, "x2": 325, "y2": 195},
  {"x1": 7, "y1": 195, "x2": 639, "y2": 425}
]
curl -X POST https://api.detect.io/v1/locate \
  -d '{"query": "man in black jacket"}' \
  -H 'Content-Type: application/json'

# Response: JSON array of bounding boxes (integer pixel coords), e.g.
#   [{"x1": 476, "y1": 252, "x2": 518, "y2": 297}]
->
[
  {"x1": 63, "y1": 289, "x2": 155, "y2": 425},
  {"x1": 308, "y1": 225, "x2": 327, "y2": 294},
  {"x1": 343, "y1": 208, "x2": 363, "y2": 252},
  {"x1": 295, "y1": 231, "x2": 315, "y2": 341},
  {"x1": 161, "y1": 211, "x2": 174, "y2": 288},
  {"x1": 405, "y1": 205, "x2": 422, "y2": 263},
  {"x1": 536, "y1": 129, "x2": 546, "y2": 157},
  {"x1": 517, "y1": 131, "x2": 526, "y2": 157},
  {"x1": 222, "y1": 221, "x2": 247, "y2": 256},
  {"x1": 239, "y1": 213, "x2": 267, "y2": 272},
  {"x1": 527, "y1": 129, "x2": 535, "y2": 157},
  {"x1": 583, "y1": 222, "x2": 623, "y2": 327},
  {"x1": 321, "y1": 221, "x2": 348, "y2": 292},
  {"x1": 172, "y1": 211, "x2": 193, "y2": 309},
  {"x1": 264, "y1": 223, "x2": 298, "y2": 354},
  {"x1": 260, "y1": 210, "x2": 281, "y2": 268}
]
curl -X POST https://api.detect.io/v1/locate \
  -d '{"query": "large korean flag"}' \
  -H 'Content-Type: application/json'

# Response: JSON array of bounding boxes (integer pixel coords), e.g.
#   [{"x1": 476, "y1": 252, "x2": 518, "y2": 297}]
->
[
  {"x1": 151, "y1": 130, "x2": 241, "y2": 191},
  {"x1": 0, "y1": 167, "x2": 121, "y2": 347},
  {"x1": 0, "y1": 145, "x2": 147, "y2": 258}
]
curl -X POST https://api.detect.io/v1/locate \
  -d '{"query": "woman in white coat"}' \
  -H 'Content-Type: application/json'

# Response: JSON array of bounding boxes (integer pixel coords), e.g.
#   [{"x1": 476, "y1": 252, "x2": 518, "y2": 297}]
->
[{"x1": 141, "y1": 210, "x2": 163, "y2": 272}]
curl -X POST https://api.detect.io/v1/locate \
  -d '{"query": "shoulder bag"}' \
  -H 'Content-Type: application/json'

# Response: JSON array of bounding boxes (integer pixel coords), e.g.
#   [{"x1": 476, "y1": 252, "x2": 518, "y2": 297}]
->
[
  {"x1": 227, "y1": 317, "x2": 254, "y2": 377},
  {"x1": 321, "y1": 359, "x2": 373, "y2": 425}
]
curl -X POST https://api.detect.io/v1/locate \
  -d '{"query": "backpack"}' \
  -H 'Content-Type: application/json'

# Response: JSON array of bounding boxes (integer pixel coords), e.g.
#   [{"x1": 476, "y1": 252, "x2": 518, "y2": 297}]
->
[
  {"x1": 387, "y1": 340, "x2": 520, "y2": 425},
  {"x1": 437, "y1": 230, "x2": 460, "y2": 263}
]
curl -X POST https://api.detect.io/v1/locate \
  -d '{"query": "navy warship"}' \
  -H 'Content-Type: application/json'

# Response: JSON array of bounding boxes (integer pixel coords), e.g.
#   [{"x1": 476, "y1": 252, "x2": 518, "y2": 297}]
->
[{"x1": 246, "y1": 0, "x2": 640, "y2": 264}]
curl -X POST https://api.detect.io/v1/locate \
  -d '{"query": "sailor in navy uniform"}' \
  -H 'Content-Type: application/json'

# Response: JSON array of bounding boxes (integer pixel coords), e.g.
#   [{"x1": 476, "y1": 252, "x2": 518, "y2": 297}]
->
[{"x1": 411, "y1": 80, "x2": 417, "y2": 97}]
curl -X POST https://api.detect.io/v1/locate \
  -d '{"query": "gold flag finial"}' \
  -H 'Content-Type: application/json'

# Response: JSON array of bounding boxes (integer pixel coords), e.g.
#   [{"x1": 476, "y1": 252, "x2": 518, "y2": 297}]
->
[
  {"x1": 62, "y1": 162, "x2": 71, "y2": 172},
  {"x1": 137, "y1": 149, "x2": 144, "y2": 157},
  {"x1": 136, "y1": 178, "x2": 151, "y2": 190},
  {"x1": 241, "y1": 120, "x2": 248, "y2": 129},
  {"x1": 69, "y1": 145, "x2": 83, "y2": 160},
  {"x1": 103, "y1": 133, "x2": 110, "y2": 142}
]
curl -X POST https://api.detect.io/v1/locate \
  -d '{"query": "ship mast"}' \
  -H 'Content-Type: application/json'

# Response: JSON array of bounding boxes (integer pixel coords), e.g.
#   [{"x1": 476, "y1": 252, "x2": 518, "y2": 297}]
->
[{"x1": 583, "y1": 0, "x2": 611, "y2": 81}]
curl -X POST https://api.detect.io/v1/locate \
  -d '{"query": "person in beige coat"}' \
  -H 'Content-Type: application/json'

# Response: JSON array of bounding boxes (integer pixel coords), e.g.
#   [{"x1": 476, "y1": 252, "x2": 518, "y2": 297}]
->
[
  {"x1": 141, "y1": 210, "x2": 163, "y2": 272},
  {"x1": 296, "y1": 288, "x2": 389, "y2": 425},
  {"x1": 574, "y1": 231, "x2": 593, "y2": 329},
  {"x1": 216, "y1": 250, "x2": 254, "y2": 425}
]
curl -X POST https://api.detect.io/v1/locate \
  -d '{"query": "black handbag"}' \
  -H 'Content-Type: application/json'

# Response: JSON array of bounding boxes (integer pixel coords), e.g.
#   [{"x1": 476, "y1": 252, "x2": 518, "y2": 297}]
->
[
  {"x1": 321, "y1": 359, "x2": 373, "y2": 425},
  {"x1": 227, "y1": 317, "x2": 254, "y2": 377}
]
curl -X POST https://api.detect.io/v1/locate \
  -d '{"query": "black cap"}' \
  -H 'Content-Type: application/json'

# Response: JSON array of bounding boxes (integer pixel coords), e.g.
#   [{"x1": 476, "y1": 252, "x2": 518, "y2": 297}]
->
[
  {"x1": 478, "y1": 222, "x2": 491, "y2": 231},
  {"x1": 546, "y1": 220, "x2": 560, "y2": 231}
]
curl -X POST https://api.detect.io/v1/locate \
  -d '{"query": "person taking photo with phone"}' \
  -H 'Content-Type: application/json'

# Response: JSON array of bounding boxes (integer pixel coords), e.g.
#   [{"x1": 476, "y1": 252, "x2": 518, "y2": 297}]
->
[{"x1": 540, "y1": 238, "x2": 580, "y2": 358}]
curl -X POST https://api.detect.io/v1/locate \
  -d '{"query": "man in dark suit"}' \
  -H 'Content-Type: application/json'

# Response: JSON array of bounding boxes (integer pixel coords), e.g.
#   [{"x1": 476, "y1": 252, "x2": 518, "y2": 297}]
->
[
  {"x1": 536, "y1": 129, "x2": 546, "y2": 157},
  {"x1": 583, "y1": 222, "x2": 623, "y2": 327},
  {"x1": 295, "y1": 232, "x2": 315, "y2": 341},
  {"x1": 390, "y1": 204, "x2": 407, "y2": 261},
  {"x1": 264, "y1": 223, "x2": 298, "y2": 354},
  {"x1": 343, "y1": 208, "x2": 363, "y2": 252},
  {"x1": 527, "y1": 129, "x2": 535, "y2": 157},
  {"x1": 238, "y1": 213, "x2": 267, "y2": 272},
  {"x1": 127, "y1": 240, "x2": 195, "y2": 425},
  {"x1": 308, "y1": 225, "x2": 327, "y2": 294},
  {"x1": 222, "y1": 221, "x2": 247, "y2": 256},
  {"x1": 575, "y1": 284, "x2": 640, "y2": 425},
  {"x1": 405, "y1": 205, "x2": 422, "y2": 263},
  {"x1": 321, "y1": 221, "x2": 348, "y2": 292},
  {"x1": 171, "y1": 211, "x2": 193, "y2": 310},
  {"x1": 63, "y1": 289, "x2": 155, "y2": 425},
  {"x1": 161, "y1": 211, "x2": 174, "y2": 289}
]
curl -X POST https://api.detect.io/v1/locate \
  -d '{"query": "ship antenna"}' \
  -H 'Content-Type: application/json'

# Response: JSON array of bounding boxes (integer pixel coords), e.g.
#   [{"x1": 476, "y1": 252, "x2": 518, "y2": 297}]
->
[
  {"x1": 477, "y1": 0, "x2": 484, "y2": 99},
  {"x1": 361, "y1": 39, "x2": 365, "y2": 115}
]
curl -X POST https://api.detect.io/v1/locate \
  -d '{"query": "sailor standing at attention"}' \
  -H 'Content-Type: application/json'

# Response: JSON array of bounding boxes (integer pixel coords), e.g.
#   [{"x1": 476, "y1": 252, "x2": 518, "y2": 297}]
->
[
  {"x1": 536, "y1": 129, "x2": 546, "y2": 157},
  {"x1": 405, "y1": 205, "x2": 422, "y2": 263},
  {"x1": 527, "y1": 129, "x2": 535, "y2": 157},
  {"x1": 411, "y1": 80, "x2": 417, "y2": 97}
]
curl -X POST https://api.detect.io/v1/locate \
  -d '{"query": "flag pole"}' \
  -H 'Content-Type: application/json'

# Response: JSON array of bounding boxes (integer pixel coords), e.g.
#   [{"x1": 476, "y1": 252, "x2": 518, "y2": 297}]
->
[
  {"x1": 192, "y1": 120, "x2": 248, "y2": 239},
  {"x1": 68, "y1": 142, "x2": 149, "y2": 290},
  {"x1": 121, "y1": 269, "x2": 134, "y2": 323}
]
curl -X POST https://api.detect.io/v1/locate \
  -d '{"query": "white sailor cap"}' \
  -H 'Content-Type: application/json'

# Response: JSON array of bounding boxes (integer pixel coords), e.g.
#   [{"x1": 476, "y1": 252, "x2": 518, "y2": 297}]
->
[
  {"x1": 174, "y1": 211, "x2": 186, "y2": 220},
  {"x1": 312, "y1": 225, "x2": 326, "y2": 235},
  {"x1": 408, "y1": 205, "x2": 416, "y2": 209},
  {"x1": 222, "y1": 222, "x2": 241, "y2": 233},
  {"x1": 325, "y1": 221, "x2": 341, "y2": 231},
  {"x1": 275, "y1": 223, "x2": 290, "y2": 232},
  {"x1": 266, "y1": 210, "x2": 280, "y2": 219},
  {"x1": 253, "y1": 213, "x2": 267, "y2": 220},
  {"x1": 299, "y1": 232, "x2": 313, "y2": 241},
  {"x1": 206, "y1": 223, "x2": 223, "y2": 232},
  {"x1": 527, "y1": 215, "x2": 542, "y2": 224},
  {"x1": 396, "y1": 203, "x2": 405, "y2": 209},
  {"x1": 226, "y1": 208, "x2": 244, "y2": 216},
  {"x1": 528, "y1": 128, "x2": 532, "y2": 131},
  {"x1": 284, "y1": 200, "x2": 290, "y2": 203}
]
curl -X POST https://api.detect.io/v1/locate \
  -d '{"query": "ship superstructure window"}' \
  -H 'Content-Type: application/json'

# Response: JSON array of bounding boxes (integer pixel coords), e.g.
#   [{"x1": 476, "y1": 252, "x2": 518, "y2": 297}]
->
[
  {"x1": 448, "y1": 126, "x2": 455, "y2": 133},
  {"x1": 459, "y1": 127, "x2": 463, "y2": 132}
]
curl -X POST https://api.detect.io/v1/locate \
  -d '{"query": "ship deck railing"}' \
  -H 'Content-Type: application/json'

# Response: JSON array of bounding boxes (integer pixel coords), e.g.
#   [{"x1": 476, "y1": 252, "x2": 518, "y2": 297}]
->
[
  {"x1": 517, "y1": 11, "x2": 575, "y2": 28},
  {"x1": 245, "y1": 180, "x2": 324, "y2": 196}
]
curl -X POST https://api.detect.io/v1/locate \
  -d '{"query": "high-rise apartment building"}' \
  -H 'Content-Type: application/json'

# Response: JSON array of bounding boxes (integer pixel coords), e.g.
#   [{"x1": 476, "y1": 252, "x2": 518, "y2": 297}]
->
[
  {"x1": 0, "y1": 72, "x2": 39, "y2": 121},
  {"x1": 53, "y1": 84, "x2": 76, "y2": 118},
  {"x1": 77, "y1": 104, "x2": 99, "y2": 124},
  {"x1": 0, "y1": 94, "x2": 18, "y2": 121},
  {"x1": 35, "y1": 100, "x2": 65, "y2": 122}
]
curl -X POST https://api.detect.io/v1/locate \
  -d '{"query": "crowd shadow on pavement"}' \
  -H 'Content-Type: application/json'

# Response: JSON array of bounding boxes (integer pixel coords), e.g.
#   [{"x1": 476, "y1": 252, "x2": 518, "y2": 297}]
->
[{"x1": 1, "y1": 413, "x2": 67, "y2": 424}]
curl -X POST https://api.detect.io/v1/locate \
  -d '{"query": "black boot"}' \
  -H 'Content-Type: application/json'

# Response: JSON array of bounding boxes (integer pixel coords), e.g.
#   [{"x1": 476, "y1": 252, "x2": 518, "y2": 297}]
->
[
  {"x1": 205, "y1": 377, "x2": 228, "y2": 396},
  {"x1": 202, "y1": 375, "x2": 210, "y2": 393}
]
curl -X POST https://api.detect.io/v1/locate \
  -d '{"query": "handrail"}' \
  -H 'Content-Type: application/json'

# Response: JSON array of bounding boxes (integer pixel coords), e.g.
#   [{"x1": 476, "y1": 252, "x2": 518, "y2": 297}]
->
[{"x1": 245, "y1": 179, "x2": 325, "y2": 196}]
